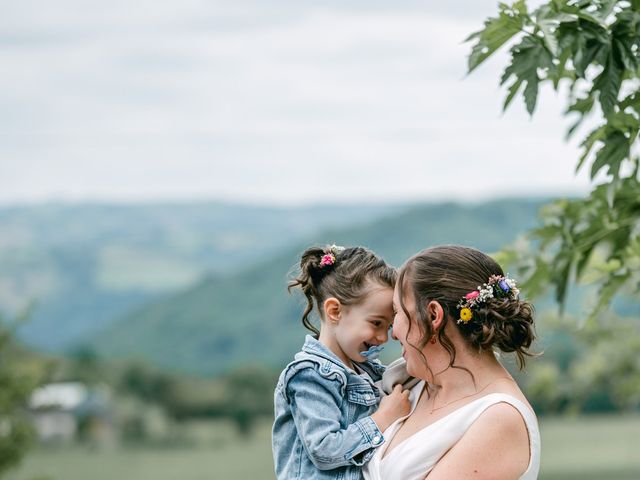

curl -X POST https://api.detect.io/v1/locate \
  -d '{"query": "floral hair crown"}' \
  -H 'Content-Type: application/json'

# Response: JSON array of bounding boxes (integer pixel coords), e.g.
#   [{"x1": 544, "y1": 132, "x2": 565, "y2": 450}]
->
[
  {"x1": 319, "y1": 244, "x2": 345, "y2": 268},
  {"x1": 457, "y1": 274, "x2": 520, "y2": 324}
]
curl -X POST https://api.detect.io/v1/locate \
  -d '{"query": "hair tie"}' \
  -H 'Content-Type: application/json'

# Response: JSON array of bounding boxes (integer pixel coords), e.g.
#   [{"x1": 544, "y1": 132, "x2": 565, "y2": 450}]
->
[{"x1": 319, "y1": 244, "x2": 345, "y2": 268}]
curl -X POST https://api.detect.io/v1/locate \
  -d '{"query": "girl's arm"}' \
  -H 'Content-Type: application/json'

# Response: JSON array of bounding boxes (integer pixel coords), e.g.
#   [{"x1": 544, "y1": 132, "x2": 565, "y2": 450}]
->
[
  {"x1": 425, "y1": 402, "x2": 530, "y2": 480},
  {"x1": 287, "y1": 368, "x2": 385, "y2": 470}
]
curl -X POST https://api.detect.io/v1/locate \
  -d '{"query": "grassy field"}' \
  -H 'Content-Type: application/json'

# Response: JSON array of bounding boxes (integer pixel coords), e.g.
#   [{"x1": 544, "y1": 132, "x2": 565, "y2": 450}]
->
[
  {"x1": 6, "y1": 415, "x2": 640, "y2": 480},
  {"x1": 537, "y1": 414, "x2": 639, "y2": 480}
]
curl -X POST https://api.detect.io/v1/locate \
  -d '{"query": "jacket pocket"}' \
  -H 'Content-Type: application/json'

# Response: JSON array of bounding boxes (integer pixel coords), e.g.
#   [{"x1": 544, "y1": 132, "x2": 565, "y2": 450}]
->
[{"x1": 346, "y1": 386, "x2": 378, "y2": 406}]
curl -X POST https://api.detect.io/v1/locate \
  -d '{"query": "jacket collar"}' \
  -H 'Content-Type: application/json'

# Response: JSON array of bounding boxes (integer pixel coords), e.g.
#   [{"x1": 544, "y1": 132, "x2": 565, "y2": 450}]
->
[
  {"x1": 300, "y1": 335, "x2": 386, "y2": 379},
  {"x1": 301, "y1": 334, "x2": 346, "y2": 367}
]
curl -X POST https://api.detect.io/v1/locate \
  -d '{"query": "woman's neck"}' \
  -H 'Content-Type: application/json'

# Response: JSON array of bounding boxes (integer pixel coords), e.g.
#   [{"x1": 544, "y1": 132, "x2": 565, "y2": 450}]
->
[{"x1": 429, "y1": 348, "x2": 508, "y2": 398}]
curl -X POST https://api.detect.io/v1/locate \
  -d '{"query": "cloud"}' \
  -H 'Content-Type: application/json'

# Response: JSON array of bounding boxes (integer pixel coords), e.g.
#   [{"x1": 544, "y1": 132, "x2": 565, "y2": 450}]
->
[{"x1": 0, "y1": 0, "x2": 590, "y2": 205}]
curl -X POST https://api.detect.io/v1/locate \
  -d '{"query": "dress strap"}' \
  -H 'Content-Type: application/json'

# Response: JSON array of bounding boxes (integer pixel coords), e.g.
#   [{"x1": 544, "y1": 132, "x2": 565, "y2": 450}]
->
[{"x1": 473, "y1": 393, "x2": 541, "y2": 480}]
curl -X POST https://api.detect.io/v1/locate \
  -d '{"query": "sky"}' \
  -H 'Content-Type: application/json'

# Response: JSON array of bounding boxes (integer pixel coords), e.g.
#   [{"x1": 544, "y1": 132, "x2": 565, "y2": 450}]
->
[{"x1": 0, "y1": 0, "x2": 592, "y2": 206}]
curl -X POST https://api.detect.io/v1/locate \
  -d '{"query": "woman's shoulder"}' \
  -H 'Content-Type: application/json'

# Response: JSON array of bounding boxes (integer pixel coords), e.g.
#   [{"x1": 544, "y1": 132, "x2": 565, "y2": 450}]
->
[
  {"x1": 473, "y1": 400, "x2": 532, "y2": 467},
  {"x1": 473, "y1": 394, "x2": 534, "y2": 455},
  {"x1": 464, "y1": 388, "x2": 540, "y2": 477},
  {"x1": 426, "y1": 393, "x2": 534, "y2": 480},
  {"x1": 478, "y1": 384, "x2": 539, "y2": 440},
  {"x1": 473, "y1": 382, "x2": 538, "y2": 433},
  {"x1": 475, "y1": 375, "x2": 532, "y2": 408},
  {"x1": 476, "y1": 398, "x2": 533, "y2": 433},
  {"x1": 460, "y1": 382, "x2": 538, "y2": 453}
]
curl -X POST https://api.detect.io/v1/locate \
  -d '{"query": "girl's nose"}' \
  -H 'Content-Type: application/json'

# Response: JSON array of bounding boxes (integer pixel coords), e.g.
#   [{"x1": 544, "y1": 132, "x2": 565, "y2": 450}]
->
[{"x1": 378, "y1": 329, "x2": 388, "y2": 344}]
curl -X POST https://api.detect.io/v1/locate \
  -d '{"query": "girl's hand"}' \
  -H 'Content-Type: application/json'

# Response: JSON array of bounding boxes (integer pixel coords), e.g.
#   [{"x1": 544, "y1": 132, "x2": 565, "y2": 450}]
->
[{"x1": 371, "y1": 384, "x2": 411, "y2": 433}]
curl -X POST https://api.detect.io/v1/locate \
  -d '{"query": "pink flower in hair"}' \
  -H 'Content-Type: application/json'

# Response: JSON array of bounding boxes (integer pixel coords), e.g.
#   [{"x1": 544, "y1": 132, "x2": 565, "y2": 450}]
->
[
  {"x1": 320, "y1": 254, "x2": 336, "y2": 267},
  {"x1": 465, "y1": 291, "x2": 479, "y2": 300}
]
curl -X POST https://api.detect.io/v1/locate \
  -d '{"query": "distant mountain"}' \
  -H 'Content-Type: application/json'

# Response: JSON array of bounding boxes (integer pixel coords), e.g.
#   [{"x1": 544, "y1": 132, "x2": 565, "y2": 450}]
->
[
  {"x1": 89, "y1": 199, "x2": 547, "y2": 376},
  {"x1": 0, "y1": 202, "x2": 403, "y2": 350}
]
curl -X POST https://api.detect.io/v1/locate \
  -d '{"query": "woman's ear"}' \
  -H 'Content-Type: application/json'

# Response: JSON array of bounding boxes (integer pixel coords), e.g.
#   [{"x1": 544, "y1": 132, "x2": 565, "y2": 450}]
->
[
  {"x1": 426, "y1": 300, "x2": 444, "y2": 331},
  {"x1": 323, "y1": 297, "x2": 341, "y2": 324}
]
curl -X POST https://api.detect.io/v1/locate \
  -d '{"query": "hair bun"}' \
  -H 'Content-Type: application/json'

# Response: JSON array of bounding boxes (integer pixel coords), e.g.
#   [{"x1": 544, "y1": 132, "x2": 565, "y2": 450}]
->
[{"x1": 466, "y1": 297, "x2": 535, "y2": 368}]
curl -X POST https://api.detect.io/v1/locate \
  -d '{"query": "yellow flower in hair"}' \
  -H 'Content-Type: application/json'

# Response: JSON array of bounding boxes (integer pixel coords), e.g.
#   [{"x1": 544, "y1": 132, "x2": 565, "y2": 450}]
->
[{"x1": 459, "y1": 308, "x2": 473, "y2": 323}]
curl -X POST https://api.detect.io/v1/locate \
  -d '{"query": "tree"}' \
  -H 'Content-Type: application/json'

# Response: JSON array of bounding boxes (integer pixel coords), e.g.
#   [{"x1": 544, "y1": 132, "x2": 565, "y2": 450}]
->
[
  {"x1": 467, "y1": 0, "x2": 640, "y2": 324},
  {"x1": 0, "y1": 318, "x2": 38, "y2": 476},
  {"x1": 222, "y1": 367, "x2": 277, "y2": 436}
]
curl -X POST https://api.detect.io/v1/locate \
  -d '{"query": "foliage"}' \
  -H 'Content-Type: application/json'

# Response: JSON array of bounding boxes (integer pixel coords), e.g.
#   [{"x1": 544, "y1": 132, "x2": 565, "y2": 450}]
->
[
  {"x1": 65, "y1": 346, "x2": 106, "y2": 386},
  {"x1": 569, "y1": 314, "x2": 640, "y2": 410},
  {"x1": 523, "y1": 313, "x2": 640, "y2": 413},
  {"x1": 467, "y1": 0, "x2": 640, "y2": 321},
  {"x1": 0, "y1": 317, "x2": 40, "y2": 477},
  {"x1": 219, "y1": 367, "x2": 277, "y2": 436},
  {"x1": 114, "y1": 360, "x2": 276, "y2": 436}
]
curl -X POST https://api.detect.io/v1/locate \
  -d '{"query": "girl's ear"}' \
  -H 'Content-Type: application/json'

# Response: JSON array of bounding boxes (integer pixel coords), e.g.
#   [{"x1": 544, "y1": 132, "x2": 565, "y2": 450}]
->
[
  {"x1": 323, "y1": 297, "x2": 341, "y2": 324},
  {"x1": 426, "y1": 300, "x2": 444, "y2": 331}
]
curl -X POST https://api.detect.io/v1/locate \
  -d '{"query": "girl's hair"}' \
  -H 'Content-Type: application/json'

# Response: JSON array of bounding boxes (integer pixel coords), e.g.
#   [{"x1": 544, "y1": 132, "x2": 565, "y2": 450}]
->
[
  {"x1": 398, "y1": 245, "x2": 536, "y2": 371},
  {"x1": 288, "y1": 246, "x2": 397, "y2": 337}
]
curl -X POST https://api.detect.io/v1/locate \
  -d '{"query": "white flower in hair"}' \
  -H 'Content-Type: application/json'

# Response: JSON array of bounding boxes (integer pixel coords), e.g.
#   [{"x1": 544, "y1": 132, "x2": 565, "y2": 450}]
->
[
  {"x1": 328, "y1": 244, "x2": 345, "y2": 254},
  {"x1": 456, "y1": 274, "x2": 520, "y2": 324}
]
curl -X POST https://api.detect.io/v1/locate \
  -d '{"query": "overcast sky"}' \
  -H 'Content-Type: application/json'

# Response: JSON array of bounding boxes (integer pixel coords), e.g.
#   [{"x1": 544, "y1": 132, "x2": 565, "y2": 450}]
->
[{"x1": 0, "y1": 0, "x2": 591, "y2": 206}]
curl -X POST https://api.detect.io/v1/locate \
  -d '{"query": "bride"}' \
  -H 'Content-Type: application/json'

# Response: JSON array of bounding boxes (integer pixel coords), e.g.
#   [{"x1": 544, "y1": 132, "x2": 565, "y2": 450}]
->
[{"x1": 364, "y1": 245, "x2": 540, "y2": 480}]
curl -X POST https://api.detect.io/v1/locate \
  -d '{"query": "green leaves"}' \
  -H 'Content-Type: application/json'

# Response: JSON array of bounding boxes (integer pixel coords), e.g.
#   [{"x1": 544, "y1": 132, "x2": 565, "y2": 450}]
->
[
  {"x1": 466, "y1": 0, "x2": 640, "y2": 321},
  {"x1": 613, "y1": 37, "x2": 637, "y2": 72},
  {"x1": 590, "y1": 130, "x2": 629, "y2": 179},
  {"x1": 511, "y1": 177, "x2": 640, "y2": 319},
  {"x1": 583, "y1": 112, "x2": 638, "y2": 179},
  {"x1": 566, "y1": 95, "x2": 596, "y2": 139},
  {"x1": 591, "y1": 49, "x2": 623, "y2": 116},
  {"x1": 588, "y1": 268, "x2": 631, "y2": 323},
  {"x1": 0, "y1": 317, "x2": 39, "y2": 474},
  {"x1": 466, "y1": 1, "x2": 527, "y2": 73},
  {"x1": 501, "y1": 36, "x2": 549, "y2": 113}
]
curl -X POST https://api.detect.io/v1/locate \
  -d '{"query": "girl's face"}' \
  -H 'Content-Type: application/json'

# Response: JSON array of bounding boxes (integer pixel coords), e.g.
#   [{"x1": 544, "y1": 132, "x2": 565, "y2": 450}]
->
[
  {"x1": 333, "y1": 284, "x2": 394, "y2": 365},
  {"x1": 392, "y1": 281, "x2": 427, "y2": 378}
]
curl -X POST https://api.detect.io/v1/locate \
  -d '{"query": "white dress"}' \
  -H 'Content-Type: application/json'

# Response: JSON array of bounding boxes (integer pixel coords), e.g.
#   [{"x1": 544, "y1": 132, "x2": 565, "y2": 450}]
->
[{"x1": 363, "y1": 381, "x2": 541, "y2": 480}]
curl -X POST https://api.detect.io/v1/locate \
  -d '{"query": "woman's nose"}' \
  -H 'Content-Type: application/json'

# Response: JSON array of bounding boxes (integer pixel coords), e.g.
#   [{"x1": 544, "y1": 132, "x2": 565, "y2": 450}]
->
[{"x1": 391, "y1": 325, "x2": 398, "y2": 341}]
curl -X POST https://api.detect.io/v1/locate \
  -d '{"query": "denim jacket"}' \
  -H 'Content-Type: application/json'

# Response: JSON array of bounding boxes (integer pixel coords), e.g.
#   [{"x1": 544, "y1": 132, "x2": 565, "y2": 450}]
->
[{"x1": 272, "y1": 335, "x2": 386, "y2": 480}]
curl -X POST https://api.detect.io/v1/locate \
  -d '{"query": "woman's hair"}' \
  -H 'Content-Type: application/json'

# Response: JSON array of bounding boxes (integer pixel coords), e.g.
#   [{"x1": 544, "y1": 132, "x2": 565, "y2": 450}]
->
[
  {"x1": 288, "y1": 246, "x2": 397, "y2": 338},
  {"x1": 398, "y1": 245, "x2": 535, "y2": 370}
]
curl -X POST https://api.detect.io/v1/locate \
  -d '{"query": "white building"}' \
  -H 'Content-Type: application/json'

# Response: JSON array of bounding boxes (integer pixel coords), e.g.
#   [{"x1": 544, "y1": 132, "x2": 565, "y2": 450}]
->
[{"x1": 29, "y1": 382, "x2": 113, "y2": 444}]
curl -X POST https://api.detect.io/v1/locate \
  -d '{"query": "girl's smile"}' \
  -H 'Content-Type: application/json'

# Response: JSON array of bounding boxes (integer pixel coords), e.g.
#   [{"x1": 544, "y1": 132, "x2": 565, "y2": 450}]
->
[{"x1": 322, "y1": 282, "x2": 395, "y2": 368}]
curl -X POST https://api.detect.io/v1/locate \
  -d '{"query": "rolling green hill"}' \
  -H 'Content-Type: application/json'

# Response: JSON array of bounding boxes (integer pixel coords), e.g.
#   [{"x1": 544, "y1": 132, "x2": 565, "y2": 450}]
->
[
  {"x1": 0, "y1": 202, "x2": 401, "y2": 350},
  {"x1": 90, "y1": 199, "x2": 547, "y2": 375}
]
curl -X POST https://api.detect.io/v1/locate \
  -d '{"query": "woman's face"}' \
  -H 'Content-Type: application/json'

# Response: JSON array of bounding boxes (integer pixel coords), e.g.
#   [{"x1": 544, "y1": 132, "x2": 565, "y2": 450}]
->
[{"x1": 392, "y1": 281, "x2": 428, "y2": 379}]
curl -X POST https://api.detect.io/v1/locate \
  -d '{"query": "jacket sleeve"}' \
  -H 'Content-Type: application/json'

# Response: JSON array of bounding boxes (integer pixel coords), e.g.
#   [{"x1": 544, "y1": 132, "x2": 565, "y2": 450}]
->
[{"x1": 286, "y1": 367, "x2": 384, "y2": 470}]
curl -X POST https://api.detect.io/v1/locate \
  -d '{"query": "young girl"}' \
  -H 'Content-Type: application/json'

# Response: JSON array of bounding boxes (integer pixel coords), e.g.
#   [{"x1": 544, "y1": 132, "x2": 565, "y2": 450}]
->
[{"x1": 272, "y1": 245, "x2": 411, "y2": 480}]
